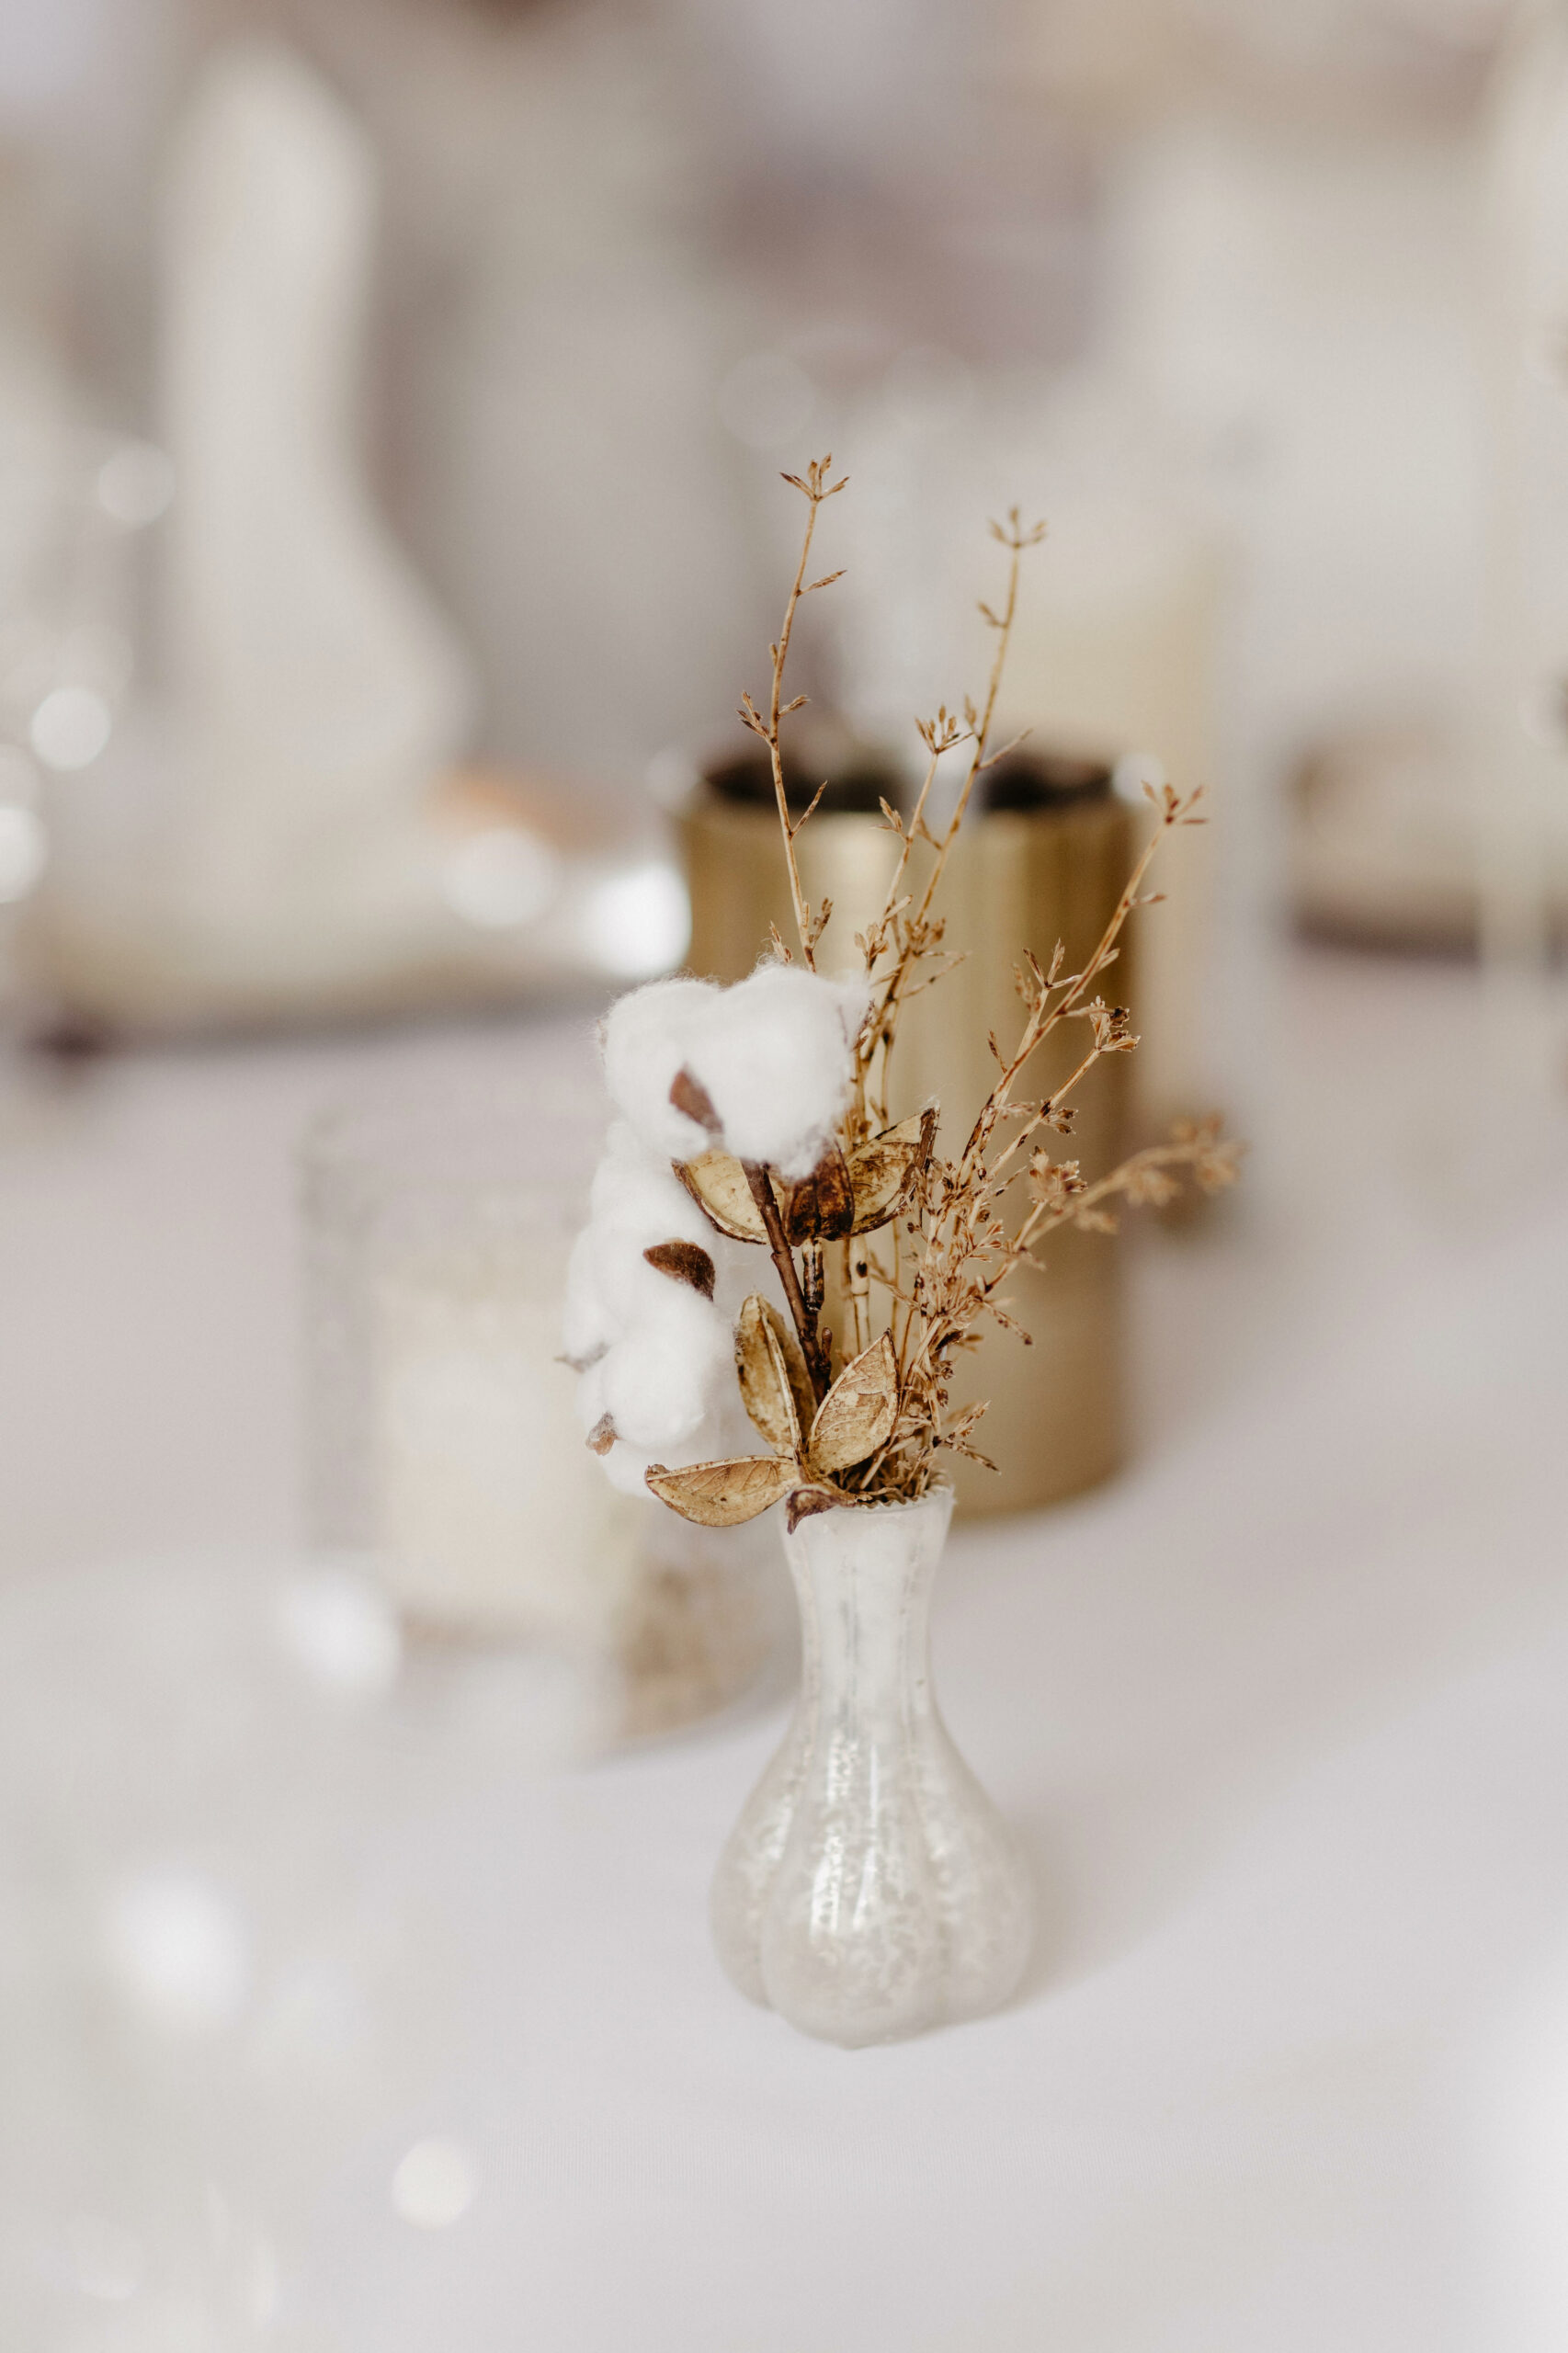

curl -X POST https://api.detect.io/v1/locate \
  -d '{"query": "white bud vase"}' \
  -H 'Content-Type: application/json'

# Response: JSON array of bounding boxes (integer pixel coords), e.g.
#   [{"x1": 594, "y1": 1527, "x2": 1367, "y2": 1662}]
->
[{"x1": 710, "y1": 1485, "x2": 1033, "y2": 2046}]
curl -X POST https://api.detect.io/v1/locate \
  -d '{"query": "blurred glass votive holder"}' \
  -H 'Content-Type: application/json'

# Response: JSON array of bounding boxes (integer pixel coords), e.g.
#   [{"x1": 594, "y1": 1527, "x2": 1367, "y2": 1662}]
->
[{"x1": 299, "y1": 1079, "x2": 782, "y2": 1744}]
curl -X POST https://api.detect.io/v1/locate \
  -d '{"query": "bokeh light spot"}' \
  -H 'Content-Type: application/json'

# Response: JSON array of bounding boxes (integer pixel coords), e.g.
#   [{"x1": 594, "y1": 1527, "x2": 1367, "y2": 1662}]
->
[
  {"x1": 31, "y1": 685, "x2": 111, "y2": 771},
  {"x1": 1113, "y1": 749, "x2": 1167, "y2": 799},
  {"x1": 106, "y1": 1870, "x2": 251, "y2": 2031},
  {"x1": 0, "y1": 803, "x2": 45, "y2": 902},
  {"x1": 97, "y1": 442, "x2": 175, "y2": 529},
  {"x1": 277, "y1": 1570, "x2": 401, "y2": 1698},
  {"x1": 391, "y1": 2137, "x2": 479, "y2": 2229},
  {"x1": 442, "y1": 825, "x2": 562, "y2": 930},
  {"x1": 580, "y1": 862, "x2": 688, "y2": 979}
]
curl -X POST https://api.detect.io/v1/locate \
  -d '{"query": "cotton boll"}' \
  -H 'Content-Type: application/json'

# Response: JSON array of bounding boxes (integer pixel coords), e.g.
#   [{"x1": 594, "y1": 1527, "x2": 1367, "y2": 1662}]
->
[
  {"x1": 592, "y1": 1227, "x2": 706, "y2": 1332},
  {"x1": 600, "y1": 979, "x2": 721, "y2": 1162},
  {"x1": 601, "y1": 1417, "x2": 724, "y2": 1498},
  {"x1": 684, "y1": 963, "x2": 869, "y2": 1180},
  {"x1": 599, "y1": 1290, "x2": 733, "y2": 1451},
  {"x1": 601, "y1": 1373, "x2": 764, "y2": 1499},
  {"x1": 568, "y1": 1111, "x2": 755, "y2": 1493},
  {"x1": 601, "y1": 1438, "x2": 659, "y2": 1497},
  {"x1": 567, "y1": 1120, "x2": 737, "y2": 1356},
  {"x1": 587, "y1": 1120, "x2": 709, "y2": 1245},
  {"x1": 599, "y1": 966, "x2": 869, "y2": 1181},
  {"x1": 578, "y1": 1120, "x2": 736, "y2": 1335}
]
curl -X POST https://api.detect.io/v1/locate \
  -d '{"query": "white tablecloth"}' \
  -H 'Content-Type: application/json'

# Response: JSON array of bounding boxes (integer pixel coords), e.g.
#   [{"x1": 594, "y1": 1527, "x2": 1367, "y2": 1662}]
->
[{"x1": 4, "y1": 950, "x2": 1568, "y2": 2351}]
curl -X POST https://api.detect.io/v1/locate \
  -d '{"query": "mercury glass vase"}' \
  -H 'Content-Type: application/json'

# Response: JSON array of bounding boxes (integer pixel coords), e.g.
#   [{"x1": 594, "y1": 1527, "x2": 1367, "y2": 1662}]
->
[{"x1": 710, "y1": 1486, "x2": 1033, "y2": 2047}]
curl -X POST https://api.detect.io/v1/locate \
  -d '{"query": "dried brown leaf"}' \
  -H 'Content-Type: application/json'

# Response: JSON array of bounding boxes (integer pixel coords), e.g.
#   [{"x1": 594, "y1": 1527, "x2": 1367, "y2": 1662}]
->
[
  {"x1": 670, "y1": 1067, "x2": 722, "y2": 1133},
  {"x1": 846, "y1": 1108, "x2": 937, "y2": 1234},
  {"x1": 779, "y1": 1138, "x2": 855, "y2": 1244},
  {"x1": 734, "y1": 1293, "x2": 804, "y2": 1457},
  {"x1": 642, "y1": 1239, "x2": 716, "y2": 1298},
  {"x1": 586, "y1": 1414, "x2": 616, "y2": 1457},
  {"x1": 809, "y1": 1332, "x2": 899, "y2": 1475},
  {"x1": 787, "y1": 1484, "x2": 844, "y2": 1532},
  {"x1": 675, "y1": 1152, "x2": 768, "y2": 1244},
  {"x1": 644, "y1": 1454, "x2": 796, "y2": 1527}
]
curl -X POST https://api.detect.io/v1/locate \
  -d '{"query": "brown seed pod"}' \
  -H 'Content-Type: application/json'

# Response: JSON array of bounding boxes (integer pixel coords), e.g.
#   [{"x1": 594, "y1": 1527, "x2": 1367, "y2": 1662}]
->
[
  {"x1": 674, "y1": 1151, "x2": 769, "y2": 1244},
  {"x1": 734, "y1": 1294, "x2": 811, "y2": 1456},
  {"x1": 644, "y1": 1454, "x2": 797, "y2": 1527},
  {"x1": 778, "y1": 1137, "x2": 856, "y2": 1244},
  {"x1": 786, "y1": 1484, "x2": 844, "y2": 1532},
  {"x1": 642, "y1": 1239, "x2": 716, "y2": 1298},
  {"x1": 846, "y1": 1108, "x2": 937, "y2": 1235},
  {"x1": 808, "y1": 1332, "x2": 899, "y2": 1474},
  {"x1": 669, "y1": 1067, "x2": 722, "y2": 1133}
]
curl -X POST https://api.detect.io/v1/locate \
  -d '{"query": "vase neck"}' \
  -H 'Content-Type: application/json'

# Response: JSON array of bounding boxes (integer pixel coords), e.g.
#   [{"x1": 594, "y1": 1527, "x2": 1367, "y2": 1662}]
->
[{"x1": 784, "y1": 1490, "x2": 953, "y2": 1729}]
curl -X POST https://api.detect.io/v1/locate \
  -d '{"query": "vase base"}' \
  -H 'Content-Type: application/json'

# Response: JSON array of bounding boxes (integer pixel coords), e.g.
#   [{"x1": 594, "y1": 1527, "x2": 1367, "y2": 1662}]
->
[{"x1": 708, "y1": 1488, "x2": 1035, "y2": 2047}]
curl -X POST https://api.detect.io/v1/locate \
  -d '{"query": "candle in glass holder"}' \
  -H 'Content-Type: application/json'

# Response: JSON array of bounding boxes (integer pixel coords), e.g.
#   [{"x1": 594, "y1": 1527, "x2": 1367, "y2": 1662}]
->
[
  {"x1": 369, "y1": 1230, "x2": 642, "y2": 1645},
  {"x1": 300, "y1": 1079, "x2": 780, "y2": 1735}
]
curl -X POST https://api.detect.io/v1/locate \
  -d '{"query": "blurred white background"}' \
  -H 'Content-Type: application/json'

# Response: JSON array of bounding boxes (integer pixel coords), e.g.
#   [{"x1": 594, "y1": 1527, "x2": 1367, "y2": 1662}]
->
[{"x1": 4, "y1": 2, "x2": 1568, "y2": 2348}]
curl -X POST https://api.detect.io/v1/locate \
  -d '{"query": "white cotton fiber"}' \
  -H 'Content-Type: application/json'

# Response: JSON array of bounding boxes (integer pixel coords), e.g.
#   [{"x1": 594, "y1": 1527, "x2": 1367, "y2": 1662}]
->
[
  {"x1": 573, "y1": 968, "x2": 860, "y2": 1503},
  {"x1": 600, "y1": 1438, "x2": 658, "y2": 1498},
  {"x1": 570, "y1": 1119, "x2": 729, "y2": 1345},
  {"x1": 599, "y1": 963, "x2": 869, "y2": 1182},
  {"x1": 566, "y1": 1117, "x2": 749, "y2": 1490},
  {"x1": 574, "y1": 1296, "x2": 744, "y2": 1501},
  {"x1": 683, "y1": 962, "x2": 869, "y2": 1179},
  {"x1": 587, "y1": 1121, "x2": 711, "y2": 1249},
  {"x1": 573, "y1": 1301, "x2": 723, "y2": 1456},
  {"x1": 598, "y1": 1292, "x2": 733, "y2": 1451},
  {"x1": 597, "y1": 1387, "x2": 759, "y2": 1501},
  {"x1": 600, "y1": 978, "x2": 722, "y2": 1164}
]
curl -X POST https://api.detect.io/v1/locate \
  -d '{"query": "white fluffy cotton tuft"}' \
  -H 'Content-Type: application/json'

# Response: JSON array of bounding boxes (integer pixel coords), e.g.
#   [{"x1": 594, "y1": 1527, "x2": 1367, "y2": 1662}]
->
[
  {"x1": 575, "y1": 961, "x2": 864, "y2": 1503},
  {"x1": 685, "y1": 962, "x2": 869, "y2": 1179},
  {"x1": 598, "y1": 961, "x2": 868, "y2": 1182},
  {"x1": 599, "y1": 977, "x2": 722, "y2": 1165},
  {"x1": 562, "y1": 1120, "x2": 716, "y2": 1366},
  {"x1": 565, "y1": 1116, "x2": 750, "y2": 1500},
  {"x1": 574, "y1": 1287, "x2": 730, "y2": 1449}
]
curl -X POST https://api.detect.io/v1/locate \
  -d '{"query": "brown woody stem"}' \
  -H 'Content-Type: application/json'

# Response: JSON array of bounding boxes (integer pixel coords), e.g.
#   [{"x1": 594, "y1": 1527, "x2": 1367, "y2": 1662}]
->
[
  {"x1": 744, "y1": 1162, "x2": 831, "y2": 1402},
  {"x1": 840, "y1": 1233, "x2": 871, "y2": 1358},
  {"x1": 767, "y1": 504, "x2": 822, "y2": 968}
]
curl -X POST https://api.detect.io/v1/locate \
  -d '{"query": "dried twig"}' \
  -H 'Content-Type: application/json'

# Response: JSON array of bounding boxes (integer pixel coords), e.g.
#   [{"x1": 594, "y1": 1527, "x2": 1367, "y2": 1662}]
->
[
  {"x1": 737, "y1": 455, "x2": 847, "y2": 970},
  {"x1": 652, "y1": 464, "x2": 1240, "y2": 1527}
]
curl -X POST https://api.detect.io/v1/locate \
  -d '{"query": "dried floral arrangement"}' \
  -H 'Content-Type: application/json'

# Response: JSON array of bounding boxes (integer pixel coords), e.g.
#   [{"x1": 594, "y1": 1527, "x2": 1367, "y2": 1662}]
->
[{"x1": 565, "y1": 459, "x2": 1241, "y2": 1529}]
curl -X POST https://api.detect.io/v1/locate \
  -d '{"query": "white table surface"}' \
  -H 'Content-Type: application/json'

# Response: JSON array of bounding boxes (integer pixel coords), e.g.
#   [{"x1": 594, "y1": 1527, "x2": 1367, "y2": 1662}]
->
[{"x1": 4, "y1": 947, "x2": 1568, "y2": 2353}]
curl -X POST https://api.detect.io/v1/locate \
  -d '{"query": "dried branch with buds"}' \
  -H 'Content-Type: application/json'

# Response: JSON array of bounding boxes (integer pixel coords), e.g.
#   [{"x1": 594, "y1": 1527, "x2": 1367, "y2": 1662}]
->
[{"x1": 574, "y1": 461, "x2": 1243, "y2": 1527}]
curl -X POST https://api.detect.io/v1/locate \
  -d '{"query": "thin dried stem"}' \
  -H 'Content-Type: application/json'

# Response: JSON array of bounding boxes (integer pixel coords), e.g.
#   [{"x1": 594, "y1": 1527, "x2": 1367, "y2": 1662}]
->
[
  {"x1": 857, "y1": 512, "x2": 1044, "y2": 1129},
  {"x1": 738, "y1": 454, "x2": 847, "y2": 969},
  {"x1": 840, "y1": 1233, "x2": 871, "y2": 1358},
  {"x1": 664, "y1": 470, "x2": 1242, "y2": 1524},
  {"x1": 743, "y1": 1160, "x2": 831, "y2": 1403}
]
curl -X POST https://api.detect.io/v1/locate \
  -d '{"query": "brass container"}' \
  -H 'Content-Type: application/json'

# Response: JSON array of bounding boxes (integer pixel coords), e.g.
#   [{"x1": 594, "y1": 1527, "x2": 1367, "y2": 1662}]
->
[{"x1": 680, "y1": 752, "x2": 1133, "y2": 1518}]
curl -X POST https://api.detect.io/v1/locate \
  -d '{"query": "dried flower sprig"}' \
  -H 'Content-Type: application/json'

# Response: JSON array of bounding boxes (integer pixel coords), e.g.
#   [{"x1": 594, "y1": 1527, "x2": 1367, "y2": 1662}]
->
[
  {"x1": 575, "y1": 462, "x2": 1242, "y2": 1526},
  {"x1": 736, "y1": 453, "x2": 847, "y2": 968}
]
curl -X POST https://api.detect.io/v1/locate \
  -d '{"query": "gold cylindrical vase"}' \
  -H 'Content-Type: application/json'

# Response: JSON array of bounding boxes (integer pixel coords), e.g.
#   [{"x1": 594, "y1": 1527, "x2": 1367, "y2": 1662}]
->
[{"x1": 680, "y1": 752, "x2": 1133, "y2": 1518}]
